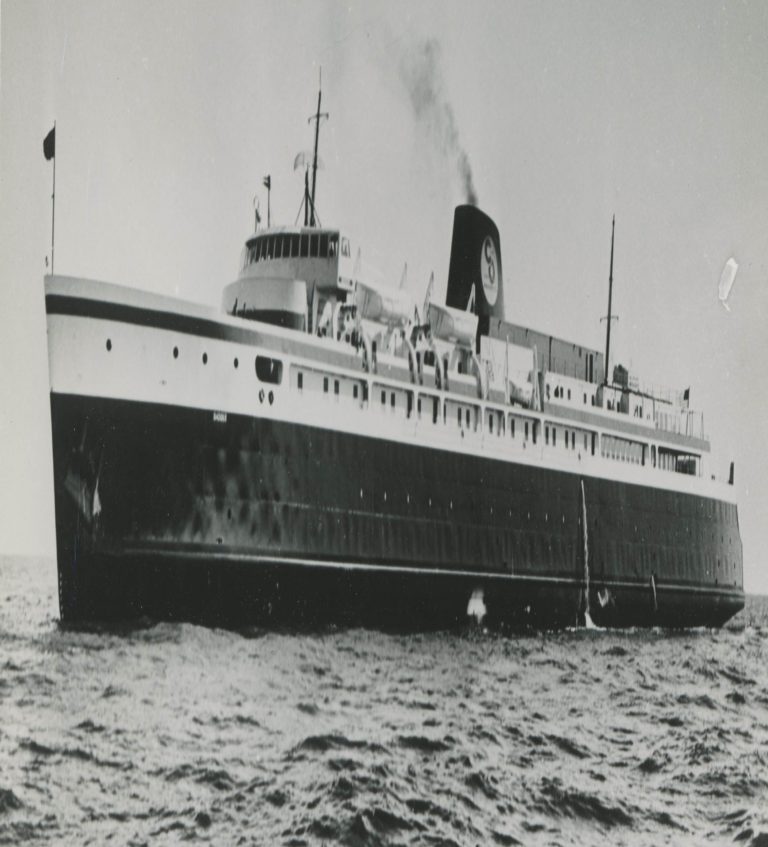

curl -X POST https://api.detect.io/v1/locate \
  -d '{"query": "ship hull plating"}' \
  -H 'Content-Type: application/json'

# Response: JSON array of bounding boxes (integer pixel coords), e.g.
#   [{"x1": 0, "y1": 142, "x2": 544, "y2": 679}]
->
[{"x1": 51, "y1": 392, "x2": 744, "y2": 628}]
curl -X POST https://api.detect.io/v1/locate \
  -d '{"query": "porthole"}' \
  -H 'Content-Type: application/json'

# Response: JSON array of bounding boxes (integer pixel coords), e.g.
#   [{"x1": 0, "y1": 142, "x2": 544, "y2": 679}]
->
[
  {"x1": 173, "y1": 346, "x2": 179, "y2": 359},
  {"x1": 258, "y1": 389, "x2": 265, "y2": 403},
  {"x1": 268, "y1": 391, "x2": 274, "y2": 405},
  {"x1": 106, "y1": 339, "x2": 112, "y2": 351},
  {"x1": 234, "y1": 357, "x2": 239, "y2": 369},
  {"x1": 202, "y1": 352, "x2": 208, "y2": 364}
]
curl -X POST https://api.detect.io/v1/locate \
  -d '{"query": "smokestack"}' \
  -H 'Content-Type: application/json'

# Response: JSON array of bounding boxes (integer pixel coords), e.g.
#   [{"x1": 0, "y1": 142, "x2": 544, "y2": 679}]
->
[{"x1": 446, "y1": 205, "x2": 504, "y2": 327}]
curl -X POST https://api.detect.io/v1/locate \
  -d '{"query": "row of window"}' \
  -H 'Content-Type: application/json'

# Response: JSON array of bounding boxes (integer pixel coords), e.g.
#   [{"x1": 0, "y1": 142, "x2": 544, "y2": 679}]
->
[
  {"x1": 295, "y1": 364, "x2": 700, "y2": 476},
  {"x1": 243, "y1": 232, "x2": 351, "y2": 268},
  {"x1": 105, "y1": 337, "x2": 284, "y2": 386}
]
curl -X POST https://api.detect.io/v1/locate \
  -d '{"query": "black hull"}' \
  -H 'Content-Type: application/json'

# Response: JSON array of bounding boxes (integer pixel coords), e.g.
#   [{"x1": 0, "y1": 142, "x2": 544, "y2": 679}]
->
[{"x1": 50, "y1": 392, "x2": 744, "y2": 629}]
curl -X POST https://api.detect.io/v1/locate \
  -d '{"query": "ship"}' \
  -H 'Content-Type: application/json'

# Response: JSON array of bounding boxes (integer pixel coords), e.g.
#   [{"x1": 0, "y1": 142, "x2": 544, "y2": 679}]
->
[{"x1": 44, "y1": 88, "x2": 744, "y2": 629}]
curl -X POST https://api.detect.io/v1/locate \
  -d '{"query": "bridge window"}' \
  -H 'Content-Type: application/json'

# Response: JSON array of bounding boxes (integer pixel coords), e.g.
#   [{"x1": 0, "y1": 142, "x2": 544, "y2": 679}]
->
[
  {"x1": 256, "y1": 356, "x2": 283, "y2": 384},
  {"x1": 341, "y1": 237, "x2": 351, "y2": 257},
  {"x1": 310, "y1": 234, "x2": 318, "y2": 257},
  {"x1": 328, "y1": 234, "x2": 338, "y2": 257},
  {"x1": 300, "y1": 234, "x2": 309, "y2": 257},
  {"x1": 319, "y1": 234, "x2": 329, "y2": 257}
]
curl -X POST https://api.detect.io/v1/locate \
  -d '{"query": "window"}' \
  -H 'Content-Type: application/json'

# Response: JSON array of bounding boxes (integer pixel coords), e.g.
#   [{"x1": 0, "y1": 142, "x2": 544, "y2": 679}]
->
[
  {"x1": 353, "y1": 384, "x2": 358, "y2": 400},
  {"x1": 328, "y1": 234, "x2": 338, "y2": 257},
  {"x1": 417, "y1": 397, "x2": 422, "y2": 416},
  {"x1": 407, "y1": 393, "x2": 413, "y2": 417},
  {"x1": 319, "y1": 234, "x2": 328, "y2": 257},
  {"x1": 457, "y1": 407, "x2": 462, "y2": 427},
  {"x1": 553, "y1": 429, "x2": 557, "y2": 447},
  {"x1": 290, "y1": 235, "x2": 299, "y2": 257},
  {"x1": 510, "y1": 418, "x2": 515, "y2": 438},
  {"x1": 433, "y1": 398, "x2": 439, "y2": 424},
  {"x1": 256, "y1": 356, "x2": 283, "y2": 384},
  {"x1": 324, "y1": 376, "x2": 329, "y2": 393},
  {"x1": 381, "y1": 390, "x2": 386, "y2": 405},
  {"x1": 567, "y1": 389, "x2": 571, "y2": 400},
  {"x1": 334, "y1": 379, "x2": 339, "y2": 396},
  {"x1": 390, "y1": 392, "x2": 395, "y2": 408},
  {"x1": 341, "y1": 237, "x2": 351, "y2": 257},
  {"x1": 466, "y1": 409, "x2": 470, "y2": 428},
  {"x1": 489, "y1": 413, "x2": 493, "y2": 433},
  {"x1": 545, "y1": 426, "x2": 549, "y2": 445},
  {"x1": 571, "y1": 432, "x2": 576, "y2": 449},
  {"x1": 297, "y1": 372, "x2": 303, "y2": 390},
  {"x1": 310, "y1": 234, "x2": 318, "y2": 257},
  {"x1": 300, "y1": 234, "x2": 309, "y2": 257},
  {"x1": 524, "y1": 421, "x2": 529, "y2": 440}
]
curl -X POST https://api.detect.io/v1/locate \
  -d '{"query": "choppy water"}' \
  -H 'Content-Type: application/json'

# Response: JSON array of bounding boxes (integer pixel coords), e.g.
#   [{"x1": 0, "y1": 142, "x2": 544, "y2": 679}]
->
[{"x1": 1, "y1": 556, "x2": 767, "y2": 846}]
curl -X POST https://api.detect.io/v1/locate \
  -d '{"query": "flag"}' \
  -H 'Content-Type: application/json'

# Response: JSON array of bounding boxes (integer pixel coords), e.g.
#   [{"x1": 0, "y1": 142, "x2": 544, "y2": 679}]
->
[
  {"x1": 43, "y1": 126, "x2": 56, "y2": 160},
  {"x1": 263, "y1": 175, "x2": 271, "y2": 190}
]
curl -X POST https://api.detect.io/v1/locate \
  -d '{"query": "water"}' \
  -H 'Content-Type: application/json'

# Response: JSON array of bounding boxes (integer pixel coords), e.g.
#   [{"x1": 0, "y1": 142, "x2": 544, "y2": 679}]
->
[{"x1": 2, "y1": 556, "x2": 767, "y2": 847}]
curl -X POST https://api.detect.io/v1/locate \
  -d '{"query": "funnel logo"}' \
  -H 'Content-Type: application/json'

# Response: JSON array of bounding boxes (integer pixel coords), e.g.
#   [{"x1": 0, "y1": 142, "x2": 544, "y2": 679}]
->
[{"x1": 480, "y1": 236, "x2": 498, "y2": 306}]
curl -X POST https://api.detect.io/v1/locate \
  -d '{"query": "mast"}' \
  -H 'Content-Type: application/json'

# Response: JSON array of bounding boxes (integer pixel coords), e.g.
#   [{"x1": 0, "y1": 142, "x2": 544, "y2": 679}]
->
[
  {"x1": 604, "y1": 215, "x2": 616, "y2": 384},
  {"x1": 308, "y1": 70, "x2": 328, "y2": 227}
]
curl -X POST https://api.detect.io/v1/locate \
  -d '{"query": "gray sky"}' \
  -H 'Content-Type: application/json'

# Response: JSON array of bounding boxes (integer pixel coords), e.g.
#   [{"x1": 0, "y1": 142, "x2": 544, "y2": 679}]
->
[{"x1": 1, "y1": 0, "x2": 767, "y2": 592}]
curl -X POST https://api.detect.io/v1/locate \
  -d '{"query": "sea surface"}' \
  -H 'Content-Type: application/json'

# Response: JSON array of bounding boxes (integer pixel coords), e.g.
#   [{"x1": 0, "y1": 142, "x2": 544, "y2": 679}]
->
[{"x1": 1, "y1": 556, "x2": 767, "y2": 847}]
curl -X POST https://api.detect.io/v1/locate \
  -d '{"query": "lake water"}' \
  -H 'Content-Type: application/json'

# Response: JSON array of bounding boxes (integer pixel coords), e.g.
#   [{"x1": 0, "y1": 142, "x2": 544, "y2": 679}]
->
[{"x1": 1, "y1": 555, "x2": 767, "y2": 846}]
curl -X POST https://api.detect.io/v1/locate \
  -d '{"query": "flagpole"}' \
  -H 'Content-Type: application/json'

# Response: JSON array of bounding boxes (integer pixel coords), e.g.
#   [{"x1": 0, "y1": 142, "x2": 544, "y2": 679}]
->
[{"x1": 51, "y1": 120, "x2": 56, "y2": 274}]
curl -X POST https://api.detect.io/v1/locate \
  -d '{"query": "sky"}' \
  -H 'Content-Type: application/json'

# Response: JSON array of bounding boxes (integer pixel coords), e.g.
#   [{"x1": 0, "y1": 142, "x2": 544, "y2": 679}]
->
[{"x1": 1, "y1": 0, "x2": 767, "y2": 592}]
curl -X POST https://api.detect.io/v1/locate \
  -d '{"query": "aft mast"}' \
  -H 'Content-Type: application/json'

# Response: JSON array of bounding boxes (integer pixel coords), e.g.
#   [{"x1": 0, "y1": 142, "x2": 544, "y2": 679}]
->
[{"x1": 603, "y1": 215, "x2": 617, "y2": 384}]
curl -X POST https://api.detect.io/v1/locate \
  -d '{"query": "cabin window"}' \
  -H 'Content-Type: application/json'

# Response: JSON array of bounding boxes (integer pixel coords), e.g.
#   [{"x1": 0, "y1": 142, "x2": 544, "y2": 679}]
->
[
  {"x1": 256, "y1": 356, "x2": 283, "y2": 384},
  {"x1": 417, "y1": 397, "x2": 422, "y2": 416},
  {"x1": 457, "y1": 407, "x2": 462, "y2": 427},
  {"x1": 567, "y1": 389, "x2": 571, "y2": 400},
  {"x1": 532, "y1": 423, "x2": 537, "y2": 444},
  {"x1": 353, "y1": 384, "x2": 358, "y2": 400},
  {"x1": 583, "y1": 433, "x2": 588, "y2": 449},
  {"x1": 300, "y1": 234, "x2": 309, "y2": 257},
  {"x1": 297, "y1": 372, "x2": 303, "y2": 390},
  {"x1": 489, "y1": 413, "x2": 493, "y2": 433},
  {"x1": 323, "y1": 376, "x2": 329, "y2": 393},
  {"x1": 341, "y1": 237, "x2": 351, "y2": 257},
  {"x1": 381, "y1": 390, "x2": 386, "y2": 405},
  {"x1": 334, "y1": 379, "x2": 339, "y2": 396},
  {"x1": 466, "y1": 409, "x2": 471, "y2": 428},
  {"x1": 553, "y1": 428, "x2": 557, "y2": 447},
  {"x1": 391, "y1": 392, "x2": 396, "y2": 408},
  {"x1": 319, "y1": 234, "x2": 329, "y2": 257},
  {"x1": 571, "y1": 432, "x2": 576, "y2": 449},
  {"x1": 545, "y1": 426, "x2": 549, "y2": 445},
  {"x1": 407, "y1": 393, "x2": 413, "y2": 418},
  {"x1": 363, "y1": 383, "x2": 369, "y2": 403},
  {"x1": 524, "y1": 421, "x2": 528, "y2": 440},
  {"x1": 583, "y1": 393, "x2": 587, "y2": 404},
  {"x1": 433, "y1": 398, "x2": 439, "y2": 424}
]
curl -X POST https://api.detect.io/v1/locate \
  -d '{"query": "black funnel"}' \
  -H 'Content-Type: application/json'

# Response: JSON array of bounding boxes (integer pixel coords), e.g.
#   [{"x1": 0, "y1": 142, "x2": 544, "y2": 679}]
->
[{"x1": 445, "y1": 205, "x2": 504, "y2": 323}]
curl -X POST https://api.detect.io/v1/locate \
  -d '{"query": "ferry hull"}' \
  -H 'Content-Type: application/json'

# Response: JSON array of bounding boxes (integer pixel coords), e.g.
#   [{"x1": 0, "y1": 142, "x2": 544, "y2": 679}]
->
[{"x1": 50, "y1": 392, "x2": 744, "y2": 629}]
